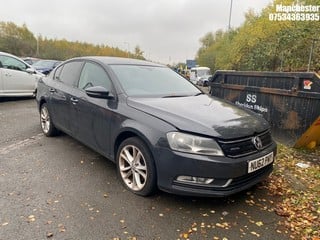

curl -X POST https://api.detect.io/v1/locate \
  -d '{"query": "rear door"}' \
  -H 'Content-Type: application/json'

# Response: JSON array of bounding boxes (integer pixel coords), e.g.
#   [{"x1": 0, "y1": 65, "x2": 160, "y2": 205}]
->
[{"x1": 47, "y1": 60, "x2": 84, "y2": 134}]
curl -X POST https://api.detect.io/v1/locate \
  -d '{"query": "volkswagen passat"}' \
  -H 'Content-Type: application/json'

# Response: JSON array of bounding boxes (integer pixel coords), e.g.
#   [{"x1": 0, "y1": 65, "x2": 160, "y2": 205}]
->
[{"x1": 36, "y1": 57, "x2": 276, "y2": 197}]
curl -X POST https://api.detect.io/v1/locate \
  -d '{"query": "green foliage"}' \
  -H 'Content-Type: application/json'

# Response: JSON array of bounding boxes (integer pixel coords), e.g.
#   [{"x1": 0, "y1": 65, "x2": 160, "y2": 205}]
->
[
  {"x1": 0, "y1": 22, "x2": 36, "y2": 56},
  {"x1": 197, "y1": 0, "x2": 320, "y2": 72},
  {"x1": 0, "y1": 21, "x2": 144, "y2": 61}
]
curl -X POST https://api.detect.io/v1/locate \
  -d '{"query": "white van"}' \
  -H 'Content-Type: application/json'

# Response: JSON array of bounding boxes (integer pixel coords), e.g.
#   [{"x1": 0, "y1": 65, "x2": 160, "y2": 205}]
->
[{"x1": 189, "y1": 67, "x2": 211, "y2": 85}]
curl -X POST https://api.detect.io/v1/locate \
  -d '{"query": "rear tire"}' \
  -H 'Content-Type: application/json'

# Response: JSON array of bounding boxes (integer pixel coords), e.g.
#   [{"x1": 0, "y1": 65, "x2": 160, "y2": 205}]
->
[
  {"x1": 40, "y1": 103, "x2": 59, "y2": 137},
  {"x1": 116, "y1": 137, "x2": 157, "y2": 196}
]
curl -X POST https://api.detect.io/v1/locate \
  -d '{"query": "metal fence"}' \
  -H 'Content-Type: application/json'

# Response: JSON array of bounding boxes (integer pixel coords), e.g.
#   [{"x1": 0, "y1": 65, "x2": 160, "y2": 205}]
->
[{"x1": 209, "y1": 71, "x2": 320, "y2": 147}]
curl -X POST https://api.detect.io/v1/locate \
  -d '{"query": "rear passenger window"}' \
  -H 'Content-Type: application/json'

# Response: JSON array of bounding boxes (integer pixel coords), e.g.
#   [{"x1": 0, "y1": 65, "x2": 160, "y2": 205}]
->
[{"x1": 56, "y1": 61, "x2": 83, "y2": 86}]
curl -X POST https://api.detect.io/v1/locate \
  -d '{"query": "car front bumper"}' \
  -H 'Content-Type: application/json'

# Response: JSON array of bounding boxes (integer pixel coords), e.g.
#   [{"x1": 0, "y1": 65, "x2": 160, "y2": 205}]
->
[{"x1": 154, "y1": 142, "x2": 277, "y2": 197}]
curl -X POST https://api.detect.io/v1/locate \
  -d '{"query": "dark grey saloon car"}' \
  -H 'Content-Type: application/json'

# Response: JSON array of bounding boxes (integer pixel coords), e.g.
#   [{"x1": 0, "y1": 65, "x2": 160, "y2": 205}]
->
[{"x1": 36, "y1": 57, "x2": 277, "y2": 197}]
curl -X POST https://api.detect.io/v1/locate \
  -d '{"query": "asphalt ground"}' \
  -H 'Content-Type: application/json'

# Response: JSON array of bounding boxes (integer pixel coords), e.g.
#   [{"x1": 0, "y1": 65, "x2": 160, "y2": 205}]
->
[{"x1": 0, "y1": 98, "x2": 289, "y2": 240}]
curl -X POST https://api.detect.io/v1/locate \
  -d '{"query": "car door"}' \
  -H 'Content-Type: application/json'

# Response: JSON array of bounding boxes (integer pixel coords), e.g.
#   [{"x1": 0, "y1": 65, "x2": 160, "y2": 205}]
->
[
  {"x1": 0, "y1": 55, "x2": 37, "y2": 95},
  {"x1": 48, "y1": 61, "x2": 84, "y2": 134},
  {"x1": 70, "y1": 61, "x2": 115, "y2": 156}
]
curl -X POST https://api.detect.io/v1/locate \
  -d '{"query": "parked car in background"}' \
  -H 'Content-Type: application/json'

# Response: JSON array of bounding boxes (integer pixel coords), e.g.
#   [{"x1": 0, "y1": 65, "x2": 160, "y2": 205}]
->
[
  {"x1": 36, "y1": 56, "x2": 276, "y2": 197},
  {"x1": 0, "y1": 52, "x2": 44, "y2": 97},
  {"x1": 190, "y1": 66, "x2": 211, "y2": 84},
  {"x1": 32, "y1": 59, "x2": 61, "y2": 75},
  {"x1": 197, "y1": 75, "x2": 212, "y2": 86},
  {"x1": 22, "y1": 57, "x2": 40, "y2": 65}
]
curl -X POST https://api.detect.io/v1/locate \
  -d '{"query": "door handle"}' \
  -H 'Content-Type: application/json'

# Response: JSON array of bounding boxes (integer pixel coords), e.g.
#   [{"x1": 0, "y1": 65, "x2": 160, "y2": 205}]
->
[
  {"x1": 49, "y1": 88, "x2": 56, "y2": 93},
  {"x1": 71, "y1": 97, "x2": 78, "y2": 104}
]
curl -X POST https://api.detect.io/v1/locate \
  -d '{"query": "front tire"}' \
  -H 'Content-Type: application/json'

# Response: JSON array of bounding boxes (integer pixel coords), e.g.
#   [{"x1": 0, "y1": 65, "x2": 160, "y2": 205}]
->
[
  {"x1": 116, "y1": 137, "x2": 157, "y2": 196},
  {"x1": 40, "y1": 103, "x2": 59, "y2": 137}
]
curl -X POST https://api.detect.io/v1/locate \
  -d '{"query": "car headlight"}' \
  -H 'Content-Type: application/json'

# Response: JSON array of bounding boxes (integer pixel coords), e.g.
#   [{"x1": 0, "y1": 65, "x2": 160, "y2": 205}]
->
[{"x1": 167, "y1": 132, "x2": 224, "y2": 156}]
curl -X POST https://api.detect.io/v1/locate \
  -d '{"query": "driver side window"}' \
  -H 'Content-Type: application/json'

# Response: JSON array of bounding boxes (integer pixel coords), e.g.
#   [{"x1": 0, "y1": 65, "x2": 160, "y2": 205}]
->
[
  {"x1": 78, "y1": 62, "x2": 112, "y2": 91},
  {"x1": 0, "y1": 55, "x2": 27, "y2": 72}
]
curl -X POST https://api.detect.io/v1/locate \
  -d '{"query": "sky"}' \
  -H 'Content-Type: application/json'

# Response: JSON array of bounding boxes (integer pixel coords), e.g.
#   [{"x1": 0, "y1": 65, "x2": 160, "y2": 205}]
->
[{"x1": 0, "y1": 0, "x2": 272, "y2": 64}]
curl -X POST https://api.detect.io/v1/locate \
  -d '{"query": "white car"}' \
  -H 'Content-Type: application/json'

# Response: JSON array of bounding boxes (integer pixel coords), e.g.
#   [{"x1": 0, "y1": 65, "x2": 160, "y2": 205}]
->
[{"x1": 0, "y1": 52, "x2": 44, "y2": 97}]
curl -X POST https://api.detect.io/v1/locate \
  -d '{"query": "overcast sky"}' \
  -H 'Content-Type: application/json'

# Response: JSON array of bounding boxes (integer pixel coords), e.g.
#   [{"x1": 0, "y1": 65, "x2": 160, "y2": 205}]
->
[{"x1": 0, "y1": 0, "x2": 271, "y2": 64}]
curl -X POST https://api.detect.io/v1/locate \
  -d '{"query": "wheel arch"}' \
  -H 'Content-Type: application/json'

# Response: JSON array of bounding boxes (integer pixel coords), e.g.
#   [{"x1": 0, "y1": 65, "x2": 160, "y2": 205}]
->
[
  {"x1": 38, "y1": 98, "x2": 47, "y2": 111},
  {"x1": 114, "y1": 128, "x2": 155, "y2": 162}
]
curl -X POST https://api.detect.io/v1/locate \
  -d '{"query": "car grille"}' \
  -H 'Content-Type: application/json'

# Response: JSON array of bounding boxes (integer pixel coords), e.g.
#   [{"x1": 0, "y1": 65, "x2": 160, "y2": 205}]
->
[{"x1": 217, "y1": 130, "x2": 273, "y2": 158}]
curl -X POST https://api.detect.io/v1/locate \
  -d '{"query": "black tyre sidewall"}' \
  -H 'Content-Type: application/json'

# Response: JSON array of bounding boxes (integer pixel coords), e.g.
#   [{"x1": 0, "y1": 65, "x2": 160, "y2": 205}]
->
[{"x1": 40, "y1": 103, "x2": 58, "y2": 137}]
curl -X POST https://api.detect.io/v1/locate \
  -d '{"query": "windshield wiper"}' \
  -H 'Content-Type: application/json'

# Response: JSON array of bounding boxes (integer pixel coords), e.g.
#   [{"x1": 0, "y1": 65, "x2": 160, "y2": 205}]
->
[
  {"x1": 194, "y1": 92, "x2": 204, "y2": 96},
  {"x1": 162, "y1": 92, "x2": 204, "y2": 98},
  {"x1": 162, "y1": 94, "x2": 191, "y2": 98}
]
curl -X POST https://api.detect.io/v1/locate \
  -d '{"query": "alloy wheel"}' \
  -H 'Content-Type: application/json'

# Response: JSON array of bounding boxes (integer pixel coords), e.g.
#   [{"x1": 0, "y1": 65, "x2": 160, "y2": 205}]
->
[
  {"x1": 118, "y1": 144, "x2": 148, "y2": 191},
  {"x1": 40, "y1": 106, "x2": 50, "y2": 134}
]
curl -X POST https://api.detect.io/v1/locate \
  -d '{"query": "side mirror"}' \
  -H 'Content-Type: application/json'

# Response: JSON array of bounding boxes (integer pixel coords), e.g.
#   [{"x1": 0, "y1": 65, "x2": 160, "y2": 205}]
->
[
  {"x1": 26, "y1": 67, "x2": 36, "y2": 74},
  {"x1": 85, "y1": 86, "x2": 114, "y2": 99}
]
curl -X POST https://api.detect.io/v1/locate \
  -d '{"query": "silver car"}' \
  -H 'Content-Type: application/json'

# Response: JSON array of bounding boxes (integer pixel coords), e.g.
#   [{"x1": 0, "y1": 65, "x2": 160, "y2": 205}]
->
[{"x1": 0, "y1": 52, "x2": 43, "y2": 97}]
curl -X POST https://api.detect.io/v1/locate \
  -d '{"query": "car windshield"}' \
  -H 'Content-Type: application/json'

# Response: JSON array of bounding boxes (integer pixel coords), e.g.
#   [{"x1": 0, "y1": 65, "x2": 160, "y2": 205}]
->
[
  {"x1": 33, "y1": 60, "x2": 57, "y2": 68},
  {"x1": 110, "y1": 65, "x2": 201, "y2": 97},
  {"x1": 197, "y1": 69, "x2": 210, "y2": 77}
]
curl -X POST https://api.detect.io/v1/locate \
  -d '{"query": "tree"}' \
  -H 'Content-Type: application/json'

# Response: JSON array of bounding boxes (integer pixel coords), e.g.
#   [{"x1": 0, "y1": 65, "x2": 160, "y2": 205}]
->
[
  {"x1": 196, "y1": 0, "x2": 320, "y2": 72},
  {"x1": 134, "y1": 45, "x2": 145, "y2": 60},
  {"x1": 0, "y1": 22, "x2": 36, "y2": 56},
  {"x1": 0, "y1": 21, "x2": 142, "y2": 61}
]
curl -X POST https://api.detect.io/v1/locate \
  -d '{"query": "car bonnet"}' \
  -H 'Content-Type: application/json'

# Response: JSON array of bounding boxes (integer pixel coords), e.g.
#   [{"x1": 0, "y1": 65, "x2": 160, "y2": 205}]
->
[{"x1": 127, "y1": 94, "x2": 269, "y2": 139}]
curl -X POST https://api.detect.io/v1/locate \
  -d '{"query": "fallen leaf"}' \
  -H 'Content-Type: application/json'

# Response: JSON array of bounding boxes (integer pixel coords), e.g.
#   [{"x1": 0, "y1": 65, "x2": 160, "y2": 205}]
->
[
  {"x1": 222, "y1": 211, "x2": 229, "y2": 216},
  {"x1": 255, "y1": 221, "x2": 264, "y2": 227},
  {"x1": 27, "y1": 215, "x2": 36, "y2": 222},
  {"x1": 250, "y1": 231, "x2": 260, "y2": 237},
  {"x1": 46, "y1": 232, "x2": 53, "y2": 238}
]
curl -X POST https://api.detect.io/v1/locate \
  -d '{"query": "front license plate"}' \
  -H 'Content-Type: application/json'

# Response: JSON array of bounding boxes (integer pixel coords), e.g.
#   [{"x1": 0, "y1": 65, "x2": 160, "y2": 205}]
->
[{"x1": 248, "y1": 152, "x2": 274, "y2": 173}]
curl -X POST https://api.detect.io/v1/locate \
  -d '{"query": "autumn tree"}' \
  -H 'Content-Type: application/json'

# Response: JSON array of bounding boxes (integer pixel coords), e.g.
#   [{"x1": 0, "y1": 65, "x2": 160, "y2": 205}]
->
[
  {"x1": 196, "y1": 0, "x2": 320, "y2": 72},
  {"x1": 0, "y1": 21, "x2": 144, "y2": 61},
  {"x1": 0, "y1": 22, "x2": 36, "y2": 56}
]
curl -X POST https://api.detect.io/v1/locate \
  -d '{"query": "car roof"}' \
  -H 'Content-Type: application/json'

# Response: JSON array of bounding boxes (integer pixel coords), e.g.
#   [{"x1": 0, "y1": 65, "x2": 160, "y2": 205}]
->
[
  {"x1": 35, "y1": 59, "x2": 61, "y2": 62},
  {"x1": 71, "y1": 56, "x2": 164, "y2": 67},
  {"x1": 0, "y1": 51, "x2": 20, "y2": 58},
  {"x1": 0, "y1": 51, "x2": 33, "y2": 67}
]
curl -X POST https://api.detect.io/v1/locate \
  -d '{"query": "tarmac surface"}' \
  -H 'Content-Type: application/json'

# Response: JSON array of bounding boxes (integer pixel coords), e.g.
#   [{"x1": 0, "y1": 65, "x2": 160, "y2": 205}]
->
[{"x1": 0, "y1": 97, "x2": 289, "y2": 240}]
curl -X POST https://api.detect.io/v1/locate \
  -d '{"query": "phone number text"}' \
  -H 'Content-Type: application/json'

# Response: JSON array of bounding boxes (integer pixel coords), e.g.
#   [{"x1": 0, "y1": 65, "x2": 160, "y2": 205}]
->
[{"x1": 269, "y1": 13, "x2": 319, "y2": 21}]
